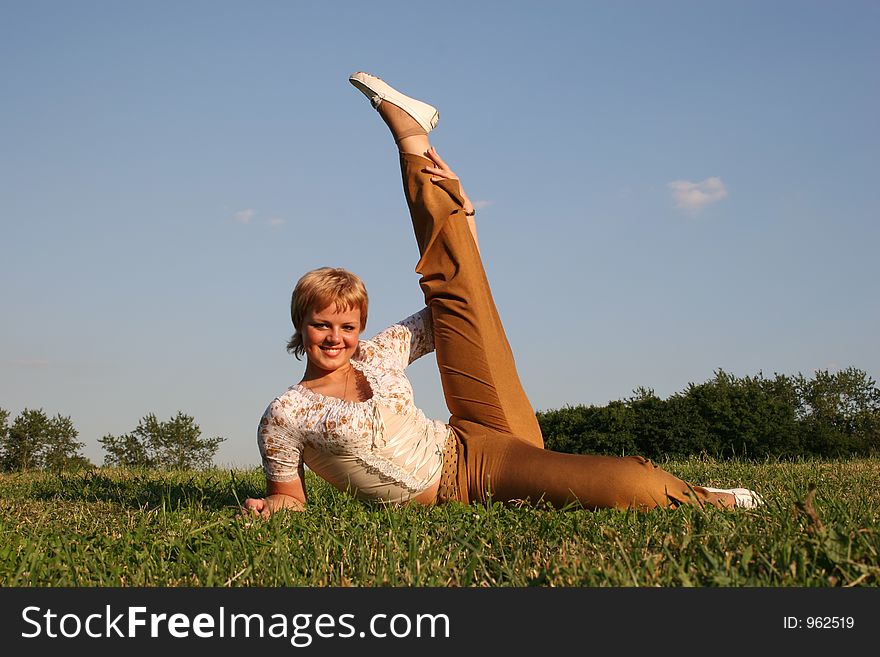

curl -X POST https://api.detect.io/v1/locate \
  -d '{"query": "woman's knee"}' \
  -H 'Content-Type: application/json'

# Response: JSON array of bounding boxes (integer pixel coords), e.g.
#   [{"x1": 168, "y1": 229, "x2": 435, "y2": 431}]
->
[{"x1": 625, "y1": 454, "x2": 662, "y2": 472}]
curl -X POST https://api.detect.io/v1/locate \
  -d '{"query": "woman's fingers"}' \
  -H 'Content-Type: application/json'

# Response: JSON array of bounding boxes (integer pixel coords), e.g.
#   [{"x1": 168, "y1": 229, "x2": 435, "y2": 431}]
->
[
  {"x1": 423, "y1": 150, "x2": 460, "y2": 183},
  {"x1": 241, "y1": 497, "x2": 266, "y2": 516},
  {"x1": 425, "y1": 146, "x2": 446, "y2": 166},
  {"x1": 424, "y1": 147, "x2": 456, "y2": 175},
  {"x1": 423, "y1": 163, "x2": 455, "y2": 176},
  {"x1": 424, "y1": 148, "x2": 472, "y2": 212},
  {"x1": 424, "y1": 167, "x2": 457, "y2": 183}
]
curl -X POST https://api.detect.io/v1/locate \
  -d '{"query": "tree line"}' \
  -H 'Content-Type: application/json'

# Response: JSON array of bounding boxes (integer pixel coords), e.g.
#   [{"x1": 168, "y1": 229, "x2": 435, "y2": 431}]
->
[
  {"x1": 537, "y1": 367, "x2": 880, "y2": 460},
  {"x1": 4, "y1": 367, "x2": 878, "y2": 471},
  {"x1": 0, "y1": 408, "x2": 225, "y2": 472}
]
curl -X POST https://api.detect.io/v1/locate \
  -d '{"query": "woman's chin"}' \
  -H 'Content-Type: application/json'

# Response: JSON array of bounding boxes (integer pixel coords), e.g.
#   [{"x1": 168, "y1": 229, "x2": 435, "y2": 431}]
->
[{"x1": 308, "y1": 350, "x2": 352, "y2": 372}]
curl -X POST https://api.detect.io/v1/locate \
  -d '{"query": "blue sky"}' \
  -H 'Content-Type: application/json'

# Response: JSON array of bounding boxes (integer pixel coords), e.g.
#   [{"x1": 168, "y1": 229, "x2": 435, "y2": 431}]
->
[{"x1": 2, "y1": 0, "x2": 878, "y2": 468}]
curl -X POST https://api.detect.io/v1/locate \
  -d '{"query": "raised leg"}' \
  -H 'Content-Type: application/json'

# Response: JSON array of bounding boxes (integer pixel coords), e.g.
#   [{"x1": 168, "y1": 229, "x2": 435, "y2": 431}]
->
[
  {"x1": 399, "y1": 151, "x2": 544, "y2": 448},
  {"x1": 352, "y1": 72, "x2": 544, "y2": 448}
]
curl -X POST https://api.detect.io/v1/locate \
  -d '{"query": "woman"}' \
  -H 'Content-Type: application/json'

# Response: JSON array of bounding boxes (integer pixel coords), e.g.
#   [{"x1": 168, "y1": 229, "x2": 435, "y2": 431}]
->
[{"x1": 242, "y1": 72, "x2": 762, "y2": 517}]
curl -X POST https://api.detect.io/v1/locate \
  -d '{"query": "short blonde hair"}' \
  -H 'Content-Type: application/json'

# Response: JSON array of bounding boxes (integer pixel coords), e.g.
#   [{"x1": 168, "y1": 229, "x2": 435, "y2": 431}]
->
[{"x1": 286, "y1": 267, "x2": 369, "y2": 359}]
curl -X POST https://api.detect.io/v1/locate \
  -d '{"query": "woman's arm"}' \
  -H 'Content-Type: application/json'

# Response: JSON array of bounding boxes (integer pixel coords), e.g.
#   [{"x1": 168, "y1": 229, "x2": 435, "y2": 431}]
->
[
  {"x1": 365, "y1": 307, "x2": 434, "y2": 369},
  {"x1": 242, "y1": 476, "x2": 307, "y2": 517},
  {"x1": 247, "y1": 398, "x2": 308, "y2": 517},
  {"x1": 422, "y1": 147, "x2": 479, "y2": 254}
]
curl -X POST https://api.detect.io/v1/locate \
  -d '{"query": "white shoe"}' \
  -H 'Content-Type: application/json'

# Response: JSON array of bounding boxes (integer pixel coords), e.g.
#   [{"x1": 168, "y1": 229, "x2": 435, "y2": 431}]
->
[
  {"x1": 703, "y1": 487, "x2": 765, "y2": 509},
  {"x1": 349, "y1": 71, "x2": 440, "y2": 134}
]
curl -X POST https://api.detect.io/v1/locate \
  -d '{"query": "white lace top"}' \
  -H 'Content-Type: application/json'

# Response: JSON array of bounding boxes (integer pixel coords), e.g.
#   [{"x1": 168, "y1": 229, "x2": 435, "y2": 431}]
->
[{"x1": 257, "y1": 308, "x2": 451, "y2": 503}]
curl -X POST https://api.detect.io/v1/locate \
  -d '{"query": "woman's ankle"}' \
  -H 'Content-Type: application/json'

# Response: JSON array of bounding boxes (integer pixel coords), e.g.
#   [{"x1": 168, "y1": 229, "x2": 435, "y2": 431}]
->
[
  {"x1": 396, "y1": 133, "x2": 431, "y2": 155},
  {"x1": 378, "y1": 102, "x2": 429, "y2": 151}
]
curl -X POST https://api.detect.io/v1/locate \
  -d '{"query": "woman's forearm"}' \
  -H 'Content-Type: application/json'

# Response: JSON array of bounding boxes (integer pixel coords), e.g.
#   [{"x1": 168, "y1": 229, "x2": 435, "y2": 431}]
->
[
  {"x1": 466, "y1": 214, "x2": 480, "y2": 255},
  {"x1": 266, "y1": 493, "x2": 306, "y2": 513}
]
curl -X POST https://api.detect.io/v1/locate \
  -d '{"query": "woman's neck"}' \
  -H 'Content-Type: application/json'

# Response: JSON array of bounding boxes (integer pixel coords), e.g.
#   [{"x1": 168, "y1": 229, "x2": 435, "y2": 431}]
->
[
  {"x1": 301, "y1": 361, "x2": 354, "y2": 385},
  {"x1": 299, "y1": 361, "x2": 368, "y2": 402}
]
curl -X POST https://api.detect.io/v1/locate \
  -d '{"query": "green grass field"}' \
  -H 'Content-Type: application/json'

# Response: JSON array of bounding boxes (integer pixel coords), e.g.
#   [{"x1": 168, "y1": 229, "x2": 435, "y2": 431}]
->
[{"x1": 1, "y1": 458, "x2": 877, "y2": 587}]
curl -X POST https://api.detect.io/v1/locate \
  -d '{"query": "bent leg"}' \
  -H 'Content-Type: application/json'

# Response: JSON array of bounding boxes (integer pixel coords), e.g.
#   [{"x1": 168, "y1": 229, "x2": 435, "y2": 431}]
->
[{"x1": 400, "y1": 152, "x2": 544, "y2": 448}]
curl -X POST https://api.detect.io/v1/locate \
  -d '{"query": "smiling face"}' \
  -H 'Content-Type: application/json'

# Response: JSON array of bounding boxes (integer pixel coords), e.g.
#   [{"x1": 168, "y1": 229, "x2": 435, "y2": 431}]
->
[
  {"x1": 301, "y1": 303, "x2": 362, "y2": 377},
  {"x1": 287, "y1": 267, "x2": 369, "y2": 361}
]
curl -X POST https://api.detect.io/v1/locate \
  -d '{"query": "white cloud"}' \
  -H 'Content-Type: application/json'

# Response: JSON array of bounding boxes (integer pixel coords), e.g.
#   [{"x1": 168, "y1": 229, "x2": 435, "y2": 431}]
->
[
  {"x1": 668, "y1": 177, "x2": 728, "y2": 212},
  {"x1": 232, "y1": 210, "x2": 284, "y2": 227},
  {"x1": 473, "y1": 199, "x2": 493, "y2": 210},
  {"x1": 234, "y1": 208, "x2": 256, "y2": 224}
]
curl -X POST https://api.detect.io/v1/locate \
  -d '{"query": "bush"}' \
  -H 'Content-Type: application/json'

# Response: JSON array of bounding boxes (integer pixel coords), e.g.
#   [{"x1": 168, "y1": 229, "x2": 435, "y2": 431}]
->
[{"x1": 537, "y1": 368, "x2": 880, "y2": 459}]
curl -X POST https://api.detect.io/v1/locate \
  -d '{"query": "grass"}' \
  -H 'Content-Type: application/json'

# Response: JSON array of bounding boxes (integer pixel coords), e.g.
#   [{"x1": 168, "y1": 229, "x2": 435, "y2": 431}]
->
[{"x1": 0, "y1": 458, "x2": 877, "y2": 587}]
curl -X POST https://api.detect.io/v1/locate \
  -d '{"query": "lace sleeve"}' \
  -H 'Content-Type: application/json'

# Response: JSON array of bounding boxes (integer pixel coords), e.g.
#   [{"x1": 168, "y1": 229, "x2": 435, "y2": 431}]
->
[
  {"x1": 399, "y1": 307, "x2": 434, "y2": 364},
  {"x1": 257, "y1": 397, "x2": 304, "y2": 482},
  {"x1": 364, "y1": 308, "x2": 434, "y2": 370}
]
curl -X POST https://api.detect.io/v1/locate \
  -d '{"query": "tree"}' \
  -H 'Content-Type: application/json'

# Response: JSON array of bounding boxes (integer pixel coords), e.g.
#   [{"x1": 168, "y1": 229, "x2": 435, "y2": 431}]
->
[
  {"x1": 0, "y1": 408, "x2": 88, "y2": 471},
  {"x1": 2, "y1": 408, "x2": 49, "y2": 471},
  {"x1": 535, "y1": 367, "x2": 879, "y2": 459},
  {"x1": 99, "y1": 412, "x2": 225, "y2": 469},
  {"x1": 679, "y1": 369, "x2": 800, "y2": 459},
  {"x1": 795, "y1": 368, "x2": 880, "y2": 456},
  {"x1": 0, "y1": 408, "x2": 8, "y2": 447},
  {"x1": 99, "y1": 431, "x2": 153, "y2": 468},
  {"x1": 627, "y1": 387, "x2": 713, "y2": 460},
  {"x1": 43, "y1": 414, "x2": 89, "y2": 471}
]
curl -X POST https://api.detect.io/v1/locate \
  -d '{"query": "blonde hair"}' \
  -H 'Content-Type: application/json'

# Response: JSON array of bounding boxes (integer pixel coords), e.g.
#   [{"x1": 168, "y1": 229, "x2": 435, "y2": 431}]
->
[{"x1": 286, "y1": 267, "x2": 369, "y2": 359}]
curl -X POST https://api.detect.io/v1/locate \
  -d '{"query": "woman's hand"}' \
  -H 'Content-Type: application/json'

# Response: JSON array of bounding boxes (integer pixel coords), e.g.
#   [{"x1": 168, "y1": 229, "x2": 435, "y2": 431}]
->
[
  {"x1": 241, "y1": 479, "x2": 307, "y2": 518},
  {"x1": 422, "y1": 147, "x2": 476, "y2": 215},
  {"x1": 241, "y1": 494, "x2": 306, "y2": 518},
  {"x1": 241, "y1": 496, "x2": 272, "y2": 518}
]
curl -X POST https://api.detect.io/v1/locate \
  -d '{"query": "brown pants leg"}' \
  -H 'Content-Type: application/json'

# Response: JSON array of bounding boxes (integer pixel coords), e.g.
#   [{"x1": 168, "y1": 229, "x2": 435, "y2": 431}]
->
[
  {"x1": 400, "y1": 153, "x2": 543, "y2": 448},
  {"x1": 400, "y1": 153, "x2": 716, "y2": 509}
]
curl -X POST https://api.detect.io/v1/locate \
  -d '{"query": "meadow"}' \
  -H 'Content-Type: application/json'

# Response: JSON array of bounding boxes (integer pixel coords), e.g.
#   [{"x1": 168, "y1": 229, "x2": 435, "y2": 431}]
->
[{"x1": 1, "y1": 458, "x2": 877, "y2": 587}]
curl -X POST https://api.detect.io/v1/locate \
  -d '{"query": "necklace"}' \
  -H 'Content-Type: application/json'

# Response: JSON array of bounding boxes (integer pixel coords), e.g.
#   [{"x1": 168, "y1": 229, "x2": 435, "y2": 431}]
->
[{"x1": 301, "y1": 364, "x2": 354, "y2": 401}]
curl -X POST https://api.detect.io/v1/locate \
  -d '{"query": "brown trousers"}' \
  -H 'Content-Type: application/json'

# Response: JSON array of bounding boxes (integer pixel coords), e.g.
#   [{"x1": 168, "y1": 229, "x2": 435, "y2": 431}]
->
[{"x1": 400, "y1": 152, "x2": 715, "y2": 510}]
